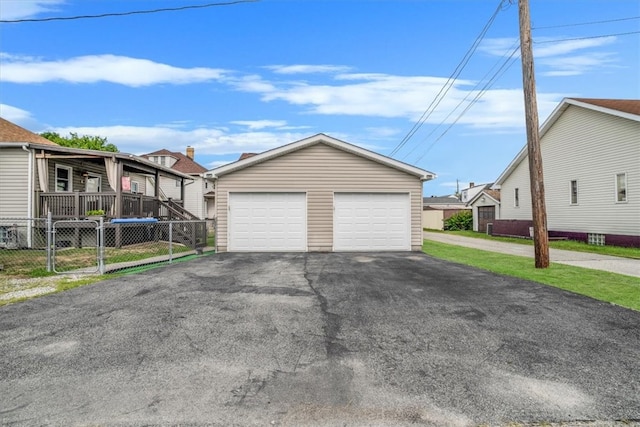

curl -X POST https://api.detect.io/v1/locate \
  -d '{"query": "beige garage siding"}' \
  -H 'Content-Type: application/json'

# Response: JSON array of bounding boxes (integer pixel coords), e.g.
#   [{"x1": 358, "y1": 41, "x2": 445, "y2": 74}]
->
[{"x1": 216, "y1": 143, "x2": 424, "y2": 252}]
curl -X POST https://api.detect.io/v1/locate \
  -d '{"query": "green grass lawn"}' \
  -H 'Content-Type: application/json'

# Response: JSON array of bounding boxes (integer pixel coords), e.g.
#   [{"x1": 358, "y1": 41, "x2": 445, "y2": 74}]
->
[
  {"x1": 422, "y1": 240, "x2": 640, "y2": 311},
  {"x1": 426, "y1": 229, "x2": 640, "y2": 259}
]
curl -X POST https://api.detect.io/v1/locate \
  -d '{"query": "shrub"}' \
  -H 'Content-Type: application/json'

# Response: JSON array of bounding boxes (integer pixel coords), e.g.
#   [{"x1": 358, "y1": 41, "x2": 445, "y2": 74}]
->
[{"x1": 444, "y1": 210, "x2": 472, "y2": 231}]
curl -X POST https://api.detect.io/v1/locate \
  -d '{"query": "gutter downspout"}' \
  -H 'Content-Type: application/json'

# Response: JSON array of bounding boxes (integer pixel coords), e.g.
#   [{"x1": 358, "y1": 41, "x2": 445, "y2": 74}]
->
[{"x1": 22, "y1": 145, "x2": 33, "y2": 247}]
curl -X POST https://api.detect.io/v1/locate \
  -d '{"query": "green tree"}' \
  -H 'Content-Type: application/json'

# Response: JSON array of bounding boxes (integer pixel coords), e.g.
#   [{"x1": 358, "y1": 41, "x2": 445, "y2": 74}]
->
[{"x1": 40, "y1": 132, "x2": 118, "y2": 152}]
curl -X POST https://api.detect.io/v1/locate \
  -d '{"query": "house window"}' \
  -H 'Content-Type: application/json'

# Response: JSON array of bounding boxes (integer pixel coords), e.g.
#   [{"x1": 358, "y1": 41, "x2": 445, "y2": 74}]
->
[
  {"x1": 160, "y1": 156, "x2": 166, "y2": 166},
  {"x1": 55, "y1": 165, "x2": 72, "y2": 192},
  {"x1": 131, "y1": 181, "x2": 139, "y2": 193},
  {"x1": 175, "y1": 179, "x2": 181, "y2": 187},
  {"x1": 616, "y1": 173, "x2": 627, "y2": 202},
  {"x1": 570, "y1": 180, "x2": 578, "y2": 205},
  {"x1": 514, "y1": 188, "x2": 519, "y2": 207}
]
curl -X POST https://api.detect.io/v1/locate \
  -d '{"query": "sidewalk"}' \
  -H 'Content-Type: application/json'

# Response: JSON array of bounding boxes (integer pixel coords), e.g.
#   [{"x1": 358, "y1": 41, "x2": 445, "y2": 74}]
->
[{"x1": 423, "y1": 231, "x2": 640, "y2": 278}]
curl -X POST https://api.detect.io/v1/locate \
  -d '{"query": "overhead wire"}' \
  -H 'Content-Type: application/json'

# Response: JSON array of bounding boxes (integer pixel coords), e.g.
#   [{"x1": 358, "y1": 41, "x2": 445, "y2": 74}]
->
[
  {"x1": 0, "y1": 0, "x2": 259, "y2": 23},
  {"x1": 401, "y1": 39, "x2": 521, "y2": 163},
  {"x1": 533, "y1": 15, "x2": 640, "y2": 30},
  {"x1": 389, "y1": 0, "x2": 510, "y2": 158},
  {"x1": 399, "y1": 12, "x2": 639, "y2": 165},
  {"x1": 413, "y1": 45, "x2": 520, "y2": 165}
]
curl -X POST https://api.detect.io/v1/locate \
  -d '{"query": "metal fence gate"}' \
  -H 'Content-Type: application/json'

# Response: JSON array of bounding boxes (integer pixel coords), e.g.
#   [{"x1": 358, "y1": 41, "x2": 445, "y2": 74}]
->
[{"x1": 52, "y1": 219, "x2": 101, "y2": 274}]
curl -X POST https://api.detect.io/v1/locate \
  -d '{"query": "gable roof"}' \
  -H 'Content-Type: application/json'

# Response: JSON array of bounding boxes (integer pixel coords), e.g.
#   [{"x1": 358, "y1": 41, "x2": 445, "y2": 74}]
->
[
  {"x1": 0, "y1": 118, "x2": 193, "y2": 180},
  {"x1": 468, "y1": 188, "x2": 501, "y2": 206},
  {"x1": 494, "y1": 97, "x2": 640, "y2": 185},
  {"x1": 207, "y1": 133, "x2": 435, "y2": 180},
  {"x1": 0, "y1": 117, "x2": 59, "y2": 146},
  {"x1": 144, "y1": 149, "x2": 207, "y2": 175}
]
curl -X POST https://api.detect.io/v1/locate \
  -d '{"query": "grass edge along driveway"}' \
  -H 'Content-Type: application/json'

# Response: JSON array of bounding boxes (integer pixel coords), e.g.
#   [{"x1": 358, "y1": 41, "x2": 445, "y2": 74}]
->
[{"x1": 422, "y1": 240, "x2": 640, "y2": 312}]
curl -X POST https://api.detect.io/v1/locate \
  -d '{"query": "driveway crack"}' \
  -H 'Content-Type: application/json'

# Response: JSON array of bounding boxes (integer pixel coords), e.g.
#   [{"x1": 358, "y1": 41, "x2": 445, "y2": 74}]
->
[{"x1": 303, "y1": 254, "x2": 346, "y2": 358}]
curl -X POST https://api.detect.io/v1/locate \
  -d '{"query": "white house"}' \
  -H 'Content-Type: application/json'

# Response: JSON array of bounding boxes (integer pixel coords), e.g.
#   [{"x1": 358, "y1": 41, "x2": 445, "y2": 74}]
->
[
  {"x1": 468, "y1": 187, "x2": 501, "y2": 233},
  {"x1": 493, "y1": 98, "x2": 640, "y2": 247},
  {"x1": 143, "y1": 148, "x2": 213, "y2": 220}
]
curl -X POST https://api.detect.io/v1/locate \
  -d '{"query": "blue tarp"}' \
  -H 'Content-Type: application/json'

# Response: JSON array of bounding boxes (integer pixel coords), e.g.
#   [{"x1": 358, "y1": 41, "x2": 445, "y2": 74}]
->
[{"x1": 110, "y1": 218, "x2": 158, "y2": 224}]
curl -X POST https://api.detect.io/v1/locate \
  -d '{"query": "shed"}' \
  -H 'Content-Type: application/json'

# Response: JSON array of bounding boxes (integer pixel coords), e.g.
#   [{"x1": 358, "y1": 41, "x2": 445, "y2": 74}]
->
[{"x1": 207, "y1": 134, "x2": 435, "y2": 252}]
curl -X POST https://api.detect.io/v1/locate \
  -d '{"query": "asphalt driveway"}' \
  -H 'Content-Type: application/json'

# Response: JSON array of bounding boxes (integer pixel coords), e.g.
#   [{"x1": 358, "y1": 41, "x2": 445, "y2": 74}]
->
[{"x1": 1, "y1": 253, "x2": 639, "y2": 426}]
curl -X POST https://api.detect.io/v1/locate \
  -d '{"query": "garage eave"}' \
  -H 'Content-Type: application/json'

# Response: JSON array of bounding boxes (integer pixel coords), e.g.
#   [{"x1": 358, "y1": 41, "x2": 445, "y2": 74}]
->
[{"x1": 207, "y1": 133, "x2": 435, "y2": 179}]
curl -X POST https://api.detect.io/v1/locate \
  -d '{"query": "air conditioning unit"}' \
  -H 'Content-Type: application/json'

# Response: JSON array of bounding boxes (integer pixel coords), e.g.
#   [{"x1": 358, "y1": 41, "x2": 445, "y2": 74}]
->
[{"x1": 486, "y1": 223, "x2": 493, "y2": 235}]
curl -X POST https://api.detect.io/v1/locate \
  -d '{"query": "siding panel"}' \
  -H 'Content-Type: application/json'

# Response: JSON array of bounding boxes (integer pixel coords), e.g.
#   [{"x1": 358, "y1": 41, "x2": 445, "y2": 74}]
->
[
  {"x1": 0, "y1": 148, "x2": 30, "y2": 217},
  {"x1": 500, "y1": 105, "x2": 640, "y2": 236},
  {"x1": 216, "y1": 143, "x2": 423, "y2": 251}
]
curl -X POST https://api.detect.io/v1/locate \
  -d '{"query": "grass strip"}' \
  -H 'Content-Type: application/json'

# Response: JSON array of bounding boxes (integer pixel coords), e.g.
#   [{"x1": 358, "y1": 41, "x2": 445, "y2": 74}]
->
[
  {"x1": 422, "y1": 240, "x2": 640, "y2": 311},
  {"x1": 428, "y1": 229, "x2": 640, "y2": 259}
]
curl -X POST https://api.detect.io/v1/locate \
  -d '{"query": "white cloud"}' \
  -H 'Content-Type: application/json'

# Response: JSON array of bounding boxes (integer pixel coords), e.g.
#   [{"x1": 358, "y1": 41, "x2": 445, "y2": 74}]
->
[
  {"x1": 44, "y1": 124, "x2": 311, "y2": 157},
  {"x1": 1, "y1": 54, "x2": 226, "y2": 86},
  {"x1": 480, "y1": 36, "x2": 619, "y2": 77},
  {"x1": 230, "y1": 120, "x2": 288, "y2": 130},
  {"x1": 266, "y1": 64, "x2": 353, "y2": 74},
  {"x1": 0, "y1": 104, "x2": 36, "y2": 124},
  {"x1": 0, "y1": 0, "x2": 64, "y2": 20}
]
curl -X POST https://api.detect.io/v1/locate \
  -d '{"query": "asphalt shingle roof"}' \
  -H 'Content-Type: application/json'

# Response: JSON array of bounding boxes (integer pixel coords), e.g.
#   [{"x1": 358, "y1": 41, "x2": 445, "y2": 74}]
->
[
  {"x1": 0, "y1": 118, "x2": 59, "y2": 146},
  {"x1": 144, "y1": 149, "x2": 207, "y2": 175}
]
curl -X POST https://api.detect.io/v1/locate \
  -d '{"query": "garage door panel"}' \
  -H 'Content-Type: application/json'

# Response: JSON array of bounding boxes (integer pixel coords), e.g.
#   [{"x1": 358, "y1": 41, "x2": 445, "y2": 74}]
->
[
  {"x1": 334, "y1": 193, "x2": 410, "y2": 251},
  {"x1": 229, "y1": 193, "x2": 307, "y2": 251}
]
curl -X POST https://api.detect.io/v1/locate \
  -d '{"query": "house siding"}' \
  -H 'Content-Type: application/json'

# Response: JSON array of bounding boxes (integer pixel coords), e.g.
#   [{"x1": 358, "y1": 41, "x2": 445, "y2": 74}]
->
[
  {"x1": 0, "y1": 148, "x2": 30, "y2": 217},
  {"x1": 184, "y1": 175, "x2": 206, "y2": 219},
  {"x1": 215, "y1": 143, "x2": 424, "y2": 252},
  {"x1": 499, "y1": 105, "x2": 640, "y2": 238}
]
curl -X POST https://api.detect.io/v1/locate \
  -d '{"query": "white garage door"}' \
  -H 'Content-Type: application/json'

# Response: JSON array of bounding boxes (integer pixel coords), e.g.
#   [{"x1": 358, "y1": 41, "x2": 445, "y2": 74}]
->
[
  {"x1": 228, "y1": 192, "x2": 306, "y2": 251},
  {"x1": 334, "y1": 193, "x2": 411, "y2": 251}
]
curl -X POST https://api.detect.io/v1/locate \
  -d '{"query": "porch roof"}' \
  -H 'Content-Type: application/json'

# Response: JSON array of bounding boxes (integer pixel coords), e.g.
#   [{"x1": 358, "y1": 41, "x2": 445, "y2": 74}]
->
[{"x1": 0, "y1": 141, "x2": 193, "y2": 180}]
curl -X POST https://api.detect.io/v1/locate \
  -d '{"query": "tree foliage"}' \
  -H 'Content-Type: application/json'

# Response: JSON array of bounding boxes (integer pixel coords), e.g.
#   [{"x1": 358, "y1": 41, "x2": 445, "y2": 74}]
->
[
  {"x1": 443, "y1": 210, "x2": 473, "y2": 231},
  {"x1": 40, "y1": 132, "x2": 118, "y2": 152}
]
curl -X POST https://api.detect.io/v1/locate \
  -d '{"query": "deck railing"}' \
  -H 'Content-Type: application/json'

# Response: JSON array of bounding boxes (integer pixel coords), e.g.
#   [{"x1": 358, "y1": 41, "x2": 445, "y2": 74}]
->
[{"x1": 39, "y1": 192, "x2": 161, "y2": 219}]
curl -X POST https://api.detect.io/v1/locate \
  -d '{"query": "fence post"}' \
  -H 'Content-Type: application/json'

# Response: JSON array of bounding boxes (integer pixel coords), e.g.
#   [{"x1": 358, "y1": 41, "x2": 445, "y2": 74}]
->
[
  {"x1": 98, "y1": 216, "x2": 105, "y2": 274},
  {"x1": 168, "y1": 221, "x2": 173, "y2": 263},
  {"x1": 46, "y1": 211, "x2": 53, "y2": 272}
]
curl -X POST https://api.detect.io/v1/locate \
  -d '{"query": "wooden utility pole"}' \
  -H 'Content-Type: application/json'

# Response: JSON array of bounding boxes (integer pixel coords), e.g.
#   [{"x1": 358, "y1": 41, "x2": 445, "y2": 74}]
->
[{"x1": 517, "y1": 0, "x2": 549, "y2": 268}]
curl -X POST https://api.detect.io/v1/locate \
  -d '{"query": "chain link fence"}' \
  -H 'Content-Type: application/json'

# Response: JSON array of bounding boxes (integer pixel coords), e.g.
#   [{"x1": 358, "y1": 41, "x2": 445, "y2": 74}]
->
[{"x1": 0, "y1": 216, "x2": 214, "y2": 283}]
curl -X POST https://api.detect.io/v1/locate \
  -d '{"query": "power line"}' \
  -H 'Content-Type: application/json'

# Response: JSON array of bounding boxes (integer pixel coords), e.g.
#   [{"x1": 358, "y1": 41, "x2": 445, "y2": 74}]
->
[
  {"x1": 0, "y1": 0, "x2": 259, "y2": 23},
  {"x1": 413, "y1": 45, "x2": 520, "y2": 165},
  {"x1": 533, "y1": 15, "x2": 640, "y2": 30},
  {"x1": 534, "y1": 31, "x2": 640, "y2": 44},
  {"x1": 389, "y1": 0, "x2": 510, "y2": 158},
  {"x1": 402, "y1": 39, "x2": 520, "y2": 162}
]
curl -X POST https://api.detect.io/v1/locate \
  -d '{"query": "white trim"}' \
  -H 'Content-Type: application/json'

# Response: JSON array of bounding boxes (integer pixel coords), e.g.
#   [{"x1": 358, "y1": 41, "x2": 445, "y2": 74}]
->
[
  {"x1": 569, "y1": 179, "x2": 578, "y2": 205},
  {"x1": 54, "y1": 164, "x2": 73, "y2": 192},
  {"x1": 615, "y1": 172, "x2": 628, "y2": 203},
  {"x1": 208, "y1": 133, "x2": 436, "y2": 180}
]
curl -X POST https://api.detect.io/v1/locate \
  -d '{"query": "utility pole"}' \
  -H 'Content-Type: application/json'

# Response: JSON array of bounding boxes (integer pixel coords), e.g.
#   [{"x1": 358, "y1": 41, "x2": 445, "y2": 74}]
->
[{"x1": 517, "y1": 0, "x2": 549, "y2": 268}]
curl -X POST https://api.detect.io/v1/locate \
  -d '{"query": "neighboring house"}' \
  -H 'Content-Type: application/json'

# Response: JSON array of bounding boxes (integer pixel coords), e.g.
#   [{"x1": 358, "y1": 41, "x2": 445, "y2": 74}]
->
[
  {"x1": 460, "y1": 182, "x2": 489, "y2": 204},
  {"x1": 206, "y1": 133, "x2": 435, "y2": 252},
  {"x1": 493, "y1": 98, "x2": 640, "y2": 247},
  {"x1": 0, "y1": 117, "x2": 196, "y2": 222},
  {"x1": 143, "y1": 148, "x2": 212, "y2": 220},
  {"x1": 422, "y1": 195, "x2": 468, "y2": 230},
  {"x1": 468, "y1": 187, "x2": 501, "y2": 233}
]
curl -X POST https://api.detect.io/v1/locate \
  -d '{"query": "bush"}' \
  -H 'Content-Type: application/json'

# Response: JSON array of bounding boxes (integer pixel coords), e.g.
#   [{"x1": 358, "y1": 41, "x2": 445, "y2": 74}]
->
[{"x1": 444, "y1": 210, "x2": 472, "y2": 231}]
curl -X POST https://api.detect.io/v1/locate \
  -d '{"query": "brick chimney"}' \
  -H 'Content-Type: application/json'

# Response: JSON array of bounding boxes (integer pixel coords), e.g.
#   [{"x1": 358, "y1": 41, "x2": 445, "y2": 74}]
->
[
  {"x1": 469, "y1": 182, "x2": 475, "y2": 188},
  {"x1": 186, "y1": 146, "x2": 194, "y2": 159}
]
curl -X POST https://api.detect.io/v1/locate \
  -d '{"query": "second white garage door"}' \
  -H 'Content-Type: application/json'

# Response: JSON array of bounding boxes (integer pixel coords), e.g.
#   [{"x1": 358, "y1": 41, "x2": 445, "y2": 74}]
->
[
  {"x1": 334, "y1": 193, "x2": 411, "y2": 251},
  {"x1": 228, "y1": 192, "x2": 306, "y2": 251}
]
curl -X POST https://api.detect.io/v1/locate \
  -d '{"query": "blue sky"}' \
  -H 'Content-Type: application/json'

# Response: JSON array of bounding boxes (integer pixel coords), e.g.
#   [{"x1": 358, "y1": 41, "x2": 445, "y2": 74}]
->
[{"x1": 1, "y1": 0, "x2": 638, "y2": 196}]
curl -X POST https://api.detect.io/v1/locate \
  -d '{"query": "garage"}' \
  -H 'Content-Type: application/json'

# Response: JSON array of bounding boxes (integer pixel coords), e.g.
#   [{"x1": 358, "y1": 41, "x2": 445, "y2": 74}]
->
[
  {"x1": 228, "y1": 192, "x2": 306, "y2": 251},
  {"x1": 208, "y1": 134, "x2": 435, "y2": 252},
  {"x1": 334, "y1": 193, "x2": 410, "y2": 251}
]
